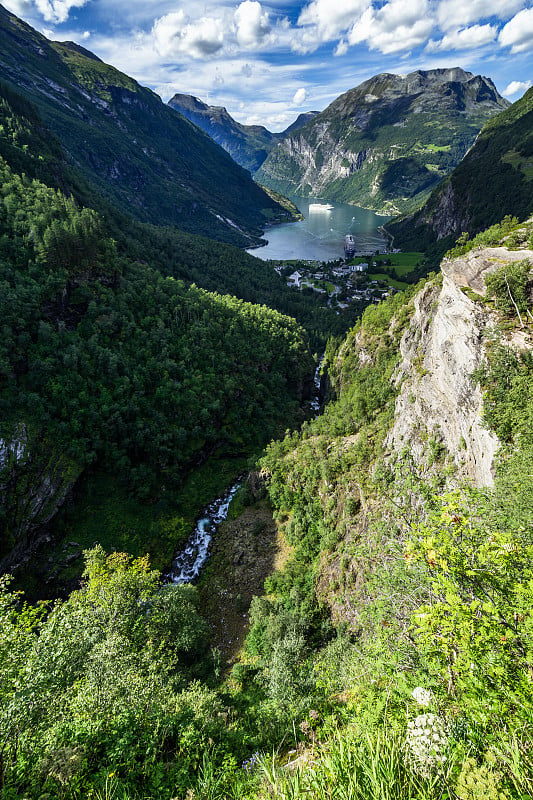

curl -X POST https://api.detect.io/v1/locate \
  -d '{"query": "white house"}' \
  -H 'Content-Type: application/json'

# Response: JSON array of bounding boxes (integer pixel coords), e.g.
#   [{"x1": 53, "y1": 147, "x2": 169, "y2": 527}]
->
[{"x1": 287, "y1": 271, "x2": 303, "y2": 288}]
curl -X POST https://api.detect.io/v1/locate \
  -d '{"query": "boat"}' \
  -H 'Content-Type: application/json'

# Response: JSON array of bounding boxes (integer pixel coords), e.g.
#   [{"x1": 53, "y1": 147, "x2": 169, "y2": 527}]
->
[
  {"x1": 344, "y1": 234, "x2": 356, "y2": 258},
  {"x1": 309, "y1": 202, "x2": 334, "y2": 213}
]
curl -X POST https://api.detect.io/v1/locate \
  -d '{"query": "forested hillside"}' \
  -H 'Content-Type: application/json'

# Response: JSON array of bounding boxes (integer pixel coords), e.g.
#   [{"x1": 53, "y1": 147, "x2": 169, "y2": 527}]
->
[
  {"x1": 0, "y1": 76, "x2": 320, "y2": 586},
  {"x1": 2, "y1": 213, "x2": 532, "y2": 798},
  {"x1": 0, "y1": 5, "x2": 294, "y2": 247},
  {"x1": 0, "y1": 78, "x2": 344, "y2": 348},
  {"x1": 389, "y1": 87, "x2": 533, "y2": 258}
]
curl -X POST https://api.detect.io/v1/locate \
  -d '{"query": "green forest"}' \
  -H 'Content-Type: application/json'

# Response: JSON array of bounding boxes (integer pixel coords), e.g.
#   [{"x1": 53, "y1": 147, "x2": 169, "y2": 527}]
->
[
  {"x1": 2, "y1": 204, "x2": 532, "y2": 798},
  {"x1": 1, "y1": 15, "x2": 533, "y2": 800},
  {"x1": 0, "y1": 84, "x2": 328, "y2": 582}
]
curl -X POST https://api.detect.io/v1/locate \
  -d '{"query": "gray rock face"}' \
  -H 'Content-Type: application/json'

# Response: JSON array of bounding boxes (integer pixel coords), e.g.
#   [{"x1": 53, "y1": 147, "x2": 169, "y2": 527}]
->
[
  {"x1": 0, "y1": 428, "x2": 82, "y2": 572},
  {"x1": 423, "y1": 180, "x2": 472, "y2": 240},
  {"x1": 257, "y1": 68, "x2": 508, "y2": 214},
  {"x1": 387, "y1": 247, "x2": 533, "y2": 487}
]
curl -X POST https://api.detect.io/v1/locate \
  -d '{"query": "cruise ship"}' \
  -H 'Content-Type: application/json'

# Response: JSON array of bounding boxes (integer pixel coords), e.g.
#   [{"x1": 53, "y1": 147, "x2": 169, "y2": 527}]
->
[
  {"x1": 344, "y1": 234, "x2": 356, "y2": 258},
  {"x1": 309, "y1": 202, "x2": 334, "y2": 213}
]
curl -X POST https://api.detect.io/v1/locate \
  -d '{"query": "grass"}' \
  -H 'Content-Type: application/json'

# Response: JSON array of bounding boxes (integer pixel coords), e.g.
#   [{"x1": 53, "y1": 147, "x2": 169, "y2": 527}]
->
[
  {"x1": 367, "y1": 273, "x2": 409, "y2": 290},
  {"x1": 501, "y1": 150, "x2": 533, "y2": 180},
  {"x1": 258, "y1": 727, "x2": 452, "y2": 800},
  {"x1": 378, "y1": 252, "x2": 426, "y2": 272},
  {"x1": 424, "y1": 143, "x2": 452, "y2": 153}
]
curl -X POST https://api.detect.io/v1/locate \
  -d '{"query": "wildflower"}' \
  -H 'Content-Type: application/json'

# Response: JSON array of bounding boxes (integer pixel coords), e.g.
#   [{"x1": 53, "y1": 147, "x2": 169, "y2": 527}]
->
[
  {"x1": 412, "y1": 686, "x2": 432, "y2": 706},
  {"x1": 242, "y1": 752, "x2": 260, "y2": 772}
]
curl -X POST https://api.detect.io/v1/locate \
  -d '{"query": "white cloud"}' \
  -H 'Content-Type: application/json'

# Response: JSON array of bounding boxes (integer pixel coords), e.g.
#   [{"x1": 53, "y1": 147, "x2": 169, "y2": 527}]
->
[
  {"x1": 293, "y1": 87, "x2": 307, "y2": 105},
  {"x1": 499, "y1": 8, "x2": 533, "y2": 54},
  {"x1": 2, "y1": 0, "x2": 33, "y2": 16},
  {"x1": 426, "y1": 23, "x2": 497, "y2": 52},
  {"x1": 36, "y1": 0, "x2": 90, "y2": 24},
  {"x1": 436, "y1": 0, "x2": 524, "y2": 32},
  {"x1": 295, "y1": 0, "x2": 368, "y2": 52},
  {"x1": 234, "y1": 1, "x2": 271, "y2": 47},
  {"x1": 151, "y1": 2, "x2": 281, "y2": 61},
  {"x1": 349, "y1": 0, "x2": 434, "y2": 54},
  {"x1": 335, "y1": 39, "x2": 349, "y2": 56},
  {"x1": 3, "y1": 0, "x2": 89, "y2": 23},
  {"x1": 152, "y1": 11, "x2": 225, "y2": 59},
  {"x1": 502, "y1": 79, "x2": 532, "y2": 98}
]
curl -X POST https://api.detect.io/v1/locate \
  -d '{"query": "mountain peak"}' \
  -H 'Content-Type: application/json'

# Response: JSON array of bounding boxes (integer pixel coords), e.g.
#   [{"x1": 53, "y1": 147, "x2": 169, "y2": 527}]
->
[{"x1": 256, "y1": 67, "x2": 509, "y2": 215}]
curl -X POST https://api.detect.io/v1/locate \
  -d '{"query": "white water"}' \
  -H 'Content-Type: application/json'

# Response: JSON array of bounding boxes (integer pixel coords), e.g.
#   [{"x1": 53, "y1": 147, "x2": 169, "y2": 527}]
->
[
  {"x1": 310, "y1": 354, "x2": 325, "y2": 415},
  {"x1": 168, "y1": 482, "x2": 241, "y2": 584},
  {"x1": 168, "y1": 352, "x2": 325, "y2": 584}
]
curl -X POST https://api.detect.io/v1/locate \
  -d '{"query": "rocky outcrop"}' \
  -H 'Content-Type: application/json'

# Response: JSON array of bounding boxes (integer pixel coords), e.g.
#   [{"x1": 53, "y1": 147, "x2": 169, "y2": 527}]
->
[
  {"x1": 257, "y1": 68, "x2": 508, "y2": 213},
  {"x1": 386, "y1": 246, "x2": 533, "y2": 486},
  {"x1": 0, "y1": 426, "x2": 82, "y2": 572},
  {"x1": 424, "y1": 179, "x2": 472, "y2": 240}
]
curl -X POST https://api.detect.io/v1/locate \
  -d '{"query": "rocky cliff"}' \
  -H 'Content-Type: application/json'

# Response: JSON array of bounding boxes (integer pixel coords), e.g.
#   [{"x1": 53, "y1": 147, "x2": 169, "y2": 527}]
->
[
  {"x1": 256, "y1": 68, "x2": 508, "y2": 214},
  {"x1": 314, "y1": 241, "x2": 532, "y2": 627},
  {"x1": 0, "y1": 426, "x2": 82, "y2": 573},
  {"x1": 385, "y1": 247, "x2": 532, "y2": 487},
  {"x1": 388, "y1": 87, "x2": 533, "y2": 253}
]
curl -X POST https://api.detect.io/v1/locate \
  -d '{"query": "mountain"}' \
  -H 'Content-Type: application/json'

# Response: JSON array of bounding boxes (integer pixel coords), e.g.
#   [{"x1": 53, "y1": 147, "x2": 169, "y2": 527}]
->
[
  {"x1": 0, "y1": 75, "x2": 317, "y2": 579},
  {"x1": 388, "y1": 87, "x2": 533, "y2": 254},
  {"x1": 256, "y1": 68, "x2": 509, "y2": 214},
  {"x1": 167, "y1": 93, "x2": 278, "y2": 174},
  {"x1": 0, "y1": 5, "x2": 294, "y2": 246},
  {"x1": 168, "y1": 93, "x2": 320, "y2": 174},
  {"x1": 281, "y1": 111, "x2": 320, "y2": 136}
]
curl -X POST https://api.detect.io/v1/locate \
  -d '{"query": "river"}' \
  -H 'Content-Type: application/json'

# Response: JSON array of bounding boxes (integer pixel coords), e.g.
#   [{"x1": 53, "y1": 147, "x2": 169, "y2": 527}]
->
[
  {"x1": 169, "y1": 355, "x2": 325, "y2": 584},
  {"x1": 248, "y1": 196, "x2": 390, "y2": 261},
  {"x1": 168, "y1": 482, "x2": 241, "y2": 584},
  {"x1": 170, "y1": 199, "x2": 377, "y2": 583}
]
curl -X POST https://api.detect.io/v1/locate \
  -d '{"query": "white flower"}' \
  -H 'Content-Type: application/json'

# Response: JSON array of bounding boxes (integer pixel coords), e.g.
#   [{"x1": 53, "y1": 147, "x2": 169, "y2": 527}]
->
[
  {"x1": 412, "y1": 686, "x2": 432, "y2": 706},
  {"x1": 404, "y1": 713, "x2": 447, "y2": 777}
]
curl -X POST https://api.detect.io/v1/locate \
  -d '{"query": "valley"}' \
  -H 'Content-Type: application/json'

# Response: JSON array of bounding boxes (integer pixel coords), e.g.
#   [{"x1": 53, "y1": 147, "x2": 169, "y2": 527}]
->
[{"x1": 0, "y1": 4, "x2": 532, "y2": 799}]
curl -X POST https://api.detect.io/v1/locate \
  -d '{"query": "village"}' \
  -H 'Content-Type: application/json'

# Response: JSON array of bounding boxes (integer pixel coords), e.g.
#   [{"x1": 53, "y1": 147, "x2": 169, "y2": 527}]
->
[{"x1": 271, "y1": 254, "x2": 399, "y2": 311}]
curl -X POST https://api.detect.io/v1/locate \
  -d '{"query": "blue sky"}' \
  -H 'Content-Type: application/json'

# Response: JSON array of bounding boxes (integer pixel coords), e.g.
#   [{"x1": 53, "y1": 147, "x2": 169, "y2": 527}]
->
[{"x1": 4, "y1": 0, "x2": 533, "y2": 130}]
